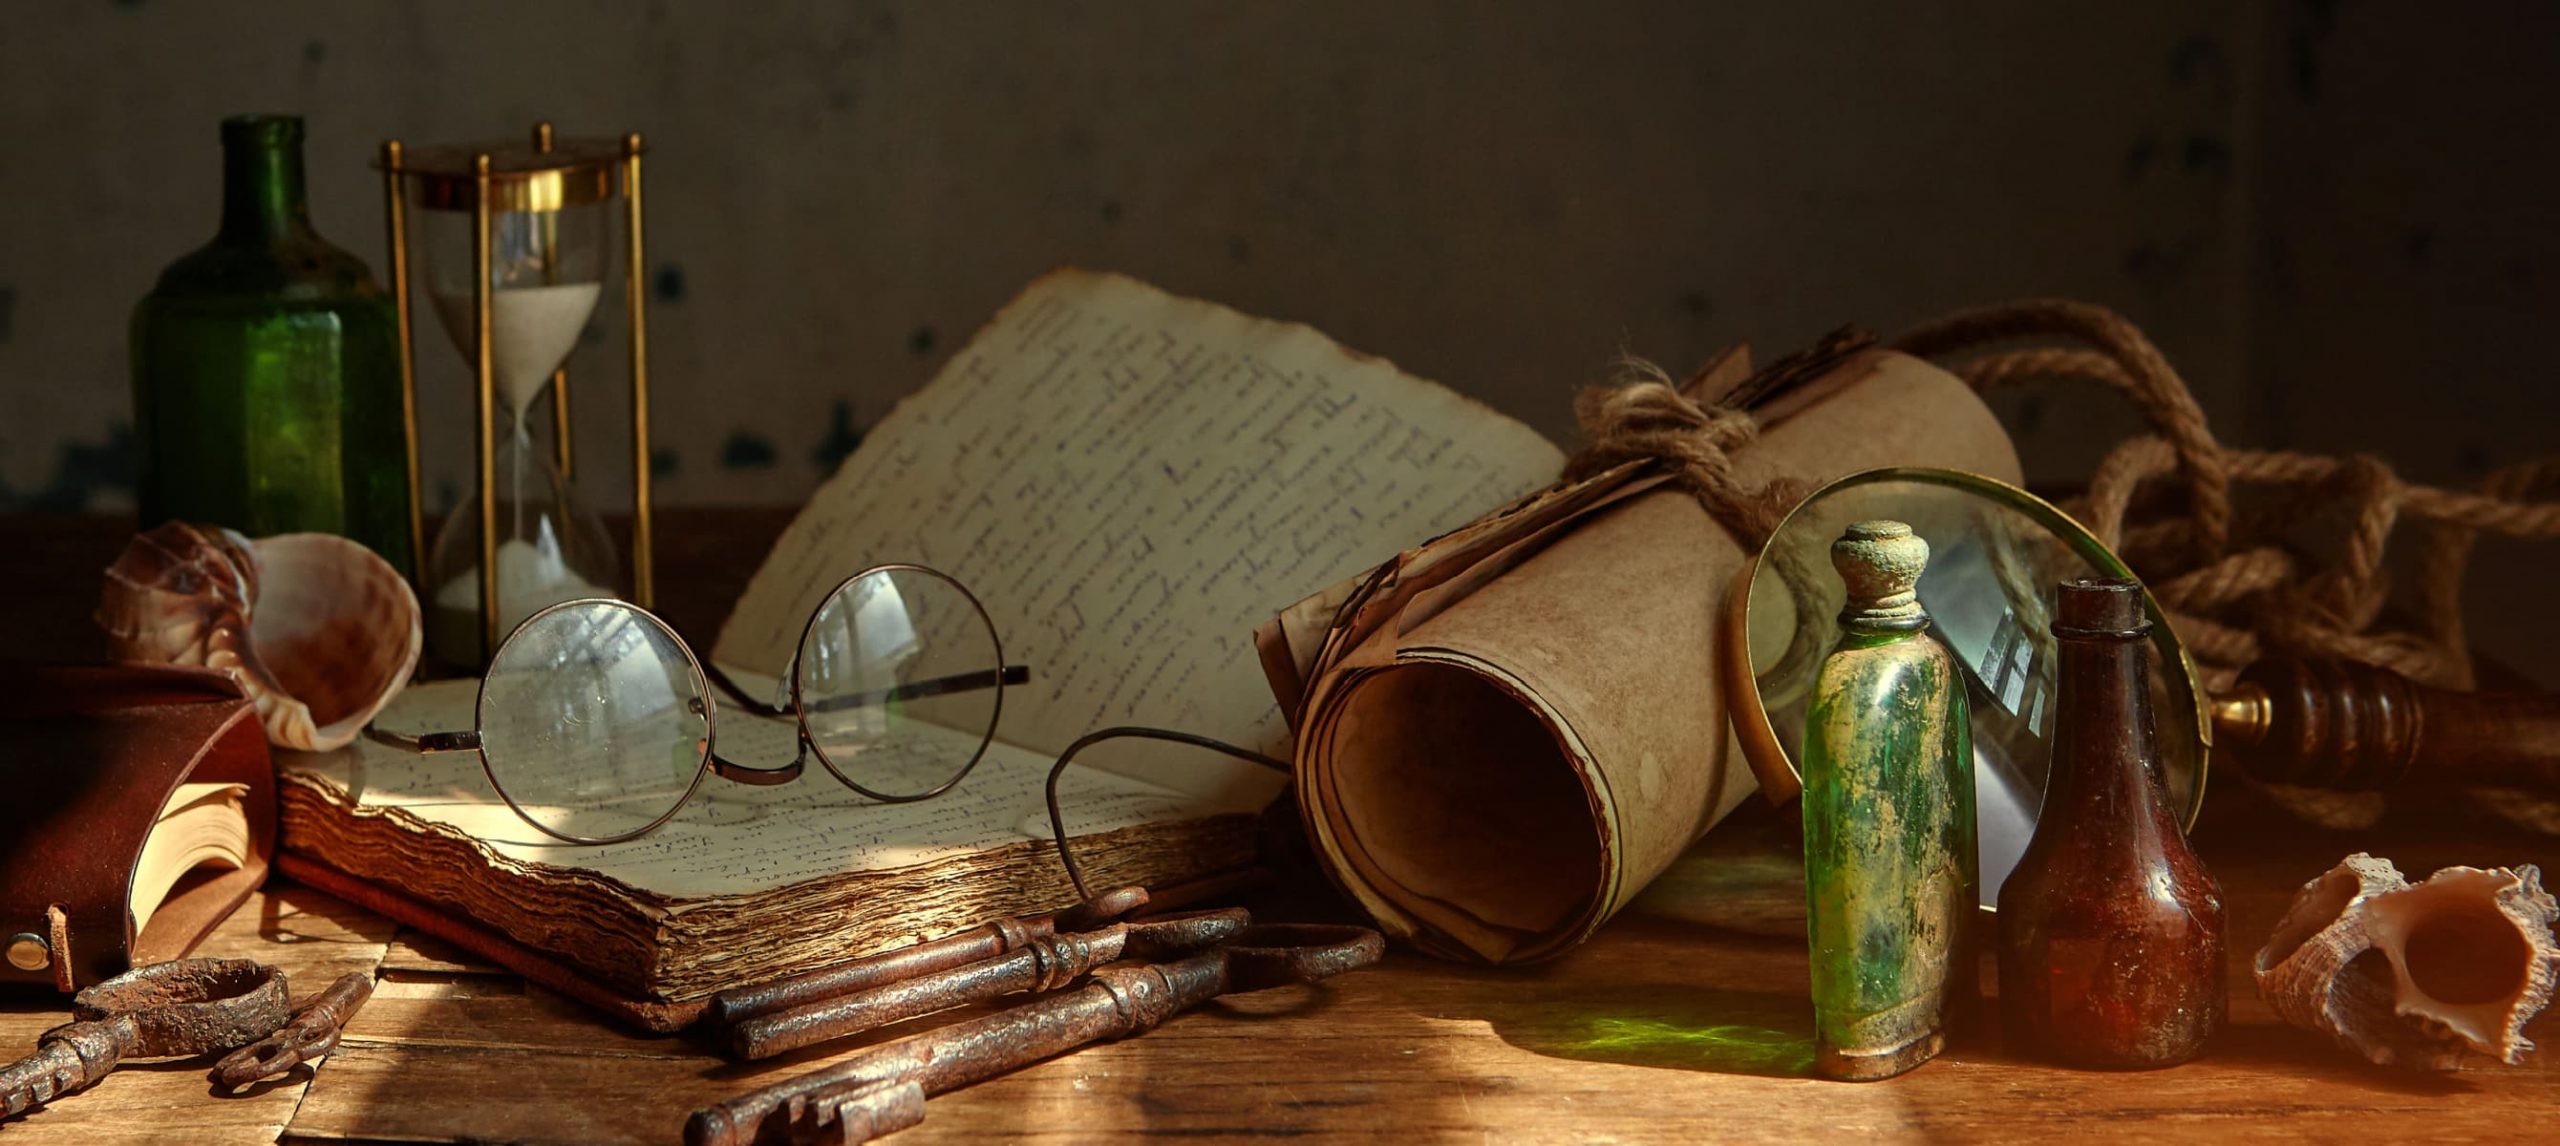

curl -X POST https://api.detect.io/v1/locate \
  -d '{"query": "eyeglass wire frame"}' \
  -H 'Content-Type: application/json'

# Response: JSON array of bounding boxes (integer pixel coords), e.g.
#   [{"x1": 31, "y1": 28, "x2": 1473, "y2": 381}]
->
[
  {"x1": 365, "y1": 563, "x2": 1021, "y2": 845},
  {"x1": 1042, "y1": 726, "x2": 1291, "y2": 899}
]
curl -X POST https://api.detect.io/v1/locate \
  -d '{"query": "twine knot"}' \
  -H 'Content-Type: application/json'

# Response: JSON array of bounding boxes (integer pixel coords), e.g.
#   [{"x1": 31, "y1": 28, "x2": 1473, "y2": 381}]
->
[{"x1": 1564, "y1": 359, "x2": 1812, "y2": 548}]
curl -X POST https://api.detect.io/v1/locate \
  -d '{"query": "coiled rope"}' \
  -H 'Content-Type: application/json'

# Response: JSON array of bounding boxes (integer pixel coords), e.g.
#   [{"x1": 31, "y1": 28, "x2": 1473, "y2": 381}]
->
[{"x1": 1897, "y1": 298, "x2": 2560, "y2": 694}]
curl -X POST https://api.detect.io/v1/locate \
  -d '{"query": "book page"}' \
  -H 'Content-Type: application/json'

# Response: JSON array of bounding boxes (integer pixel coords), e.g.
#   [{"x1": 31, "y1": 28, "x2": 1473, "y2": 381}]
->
[
  {"x1": 131, "y1": 781, "x2": 250, "y2": 937},
  {"x1": 282, "y1": 680, "x2": 1211, "y2": 900},
  {"x1": 714, "y1": 269, "x2": 1563, "y2": 805}
]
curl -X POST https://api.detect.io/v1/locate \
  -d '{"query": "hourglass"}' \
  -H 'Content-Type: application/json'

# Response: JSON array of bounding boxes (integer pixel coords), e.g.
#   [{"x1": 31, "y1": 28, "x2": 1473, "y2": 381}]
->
[{"x1": 377, "y1": 123, "x2": 655, "y2": 669}]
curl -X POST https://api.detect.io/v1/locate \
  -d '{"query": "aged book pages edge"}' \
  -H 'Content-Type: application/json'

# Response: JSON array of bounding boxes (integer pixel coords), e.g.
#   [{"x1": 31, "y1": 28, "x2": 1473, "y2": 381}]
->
[
  {"x1": 131, "y1": 780, "x2": 251, "y2": 939},
  {"x1": 279, "y1": 774, "x2": 1255, "y2": 1000}
]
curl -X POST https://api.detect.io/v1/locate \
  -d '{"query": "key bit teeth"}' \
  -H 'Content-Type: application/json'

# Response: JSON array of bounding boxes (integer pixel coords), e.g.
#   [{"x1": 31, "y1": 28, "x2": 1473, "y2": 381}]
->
[
  {"x1": 828, "y1": 1079, "x2": 926, "y2": 1143},
  {"x1": 2, "y1": 1042, "x2": 91, "y2": 1117}
]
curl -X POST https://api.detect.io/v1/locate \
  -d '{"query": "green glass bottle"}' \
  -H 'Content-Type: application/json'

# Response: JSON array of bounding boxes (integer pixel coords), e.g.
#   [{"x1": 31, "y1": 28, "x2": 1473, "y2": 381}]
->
[
  {"x1": 1800, "y1": 519, "x2": 1978, "y2": 1081},
  {"x1": 131, "y1": 115, "x2": 411, "y2": 573}
]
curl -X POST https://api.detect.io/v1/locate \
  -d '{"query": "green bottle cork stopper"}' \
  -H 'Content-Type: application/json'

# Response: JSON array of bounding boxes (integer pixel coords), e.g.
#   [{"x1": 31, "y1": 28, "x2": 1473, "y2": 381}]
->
[{"x1": 1833, "y1": 520, "x2": 1929, "y2": 629}]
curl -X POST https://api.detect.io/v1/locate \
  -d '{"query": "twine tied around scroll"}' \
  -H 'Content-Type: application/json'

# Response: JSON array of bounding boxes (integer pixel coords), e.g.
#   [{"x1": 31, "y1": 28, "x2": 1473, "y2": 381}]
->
[
  {"x1": 1561, "y1": 364, "x2": 1803, "y2": 548},
  {"x1": 1573, "y1": 295, "x2": 2560, "y2": 695},
  {"x1": 1560, "y1": 329, "x2": 1886, "y2": 549}
]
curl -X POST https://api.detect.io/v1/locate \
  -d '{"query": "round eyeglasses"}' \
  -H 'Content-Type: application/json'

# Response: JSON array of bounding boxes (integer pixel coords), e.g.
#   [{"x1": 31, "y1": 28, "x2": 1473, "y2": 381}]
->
[{"x1": 370, "y1": 564, "x2": 1026, "y2": 844}]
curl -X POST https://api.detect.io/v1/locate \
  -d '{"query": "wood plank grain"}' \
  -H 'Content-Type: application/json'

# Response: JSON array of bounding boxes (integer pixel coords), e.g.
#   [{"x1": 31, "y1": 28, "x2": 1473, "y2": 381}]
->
[
  {"x1": 273, "y1": 835, "x2": 2560, "y2": 1146},
  {"x1": 340, "y1": 986, "x2": 691, "y2": 1059},
  {"x1": 0, "y1": 887, "x2": 393, "y2": 1145},
  {"x1": 379, "y1": 928, "x2": 511, "y2": 977},
  {"x1": 277, "y1": 958, "x2": 2559, "y2": 1146}
]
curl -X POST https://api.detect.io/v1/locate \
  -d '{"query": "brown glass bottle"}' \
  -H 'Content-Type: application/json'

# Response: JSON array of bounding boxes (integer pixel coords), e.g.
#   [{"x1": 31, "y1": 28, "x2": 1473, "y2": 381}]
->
[{"x1": 1996, "y1": 578, "x2": 2226, "y2": 1068}]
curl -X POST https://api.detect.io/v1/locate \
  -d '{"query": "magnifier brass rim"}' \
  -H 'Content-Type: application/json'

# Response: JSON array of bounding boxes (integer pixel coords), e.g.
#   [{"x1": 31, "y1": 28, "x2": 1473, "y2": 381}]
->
[
  {"x1": 475, "y1": 596, "x2": 717, "y2": 846},
  {"x1": 1722, "y1": 466, "x2": 2211, "y2": 831},
  {"x1": 791, "y1": 563, "x2": 1008, "y2": 804}
]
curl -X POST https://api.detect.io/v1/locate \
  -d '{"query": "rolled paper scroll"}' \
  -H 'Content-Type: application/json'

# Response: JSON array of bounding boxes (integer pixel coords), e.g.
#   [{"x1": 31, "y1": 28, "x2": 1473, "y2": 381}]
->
[{"x1": 1258, "y1": 347, "x2": 2021, "y2": 962}]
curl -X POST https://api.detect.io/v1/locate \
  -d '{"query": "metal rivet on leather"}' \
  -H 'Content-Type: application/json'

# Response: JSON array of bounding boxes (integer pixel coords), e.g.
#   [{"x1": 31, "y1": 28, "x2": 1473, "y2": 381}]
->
[{"x1": 3, "y1": 933, "x2": 48, "y2": 972}]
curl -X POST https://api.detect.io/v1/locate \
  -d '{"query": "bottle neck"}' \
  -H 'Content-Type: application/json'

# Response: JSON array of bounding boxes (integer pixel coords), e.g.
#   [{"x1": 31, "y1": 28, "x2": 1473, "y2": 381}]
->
[
  {"x1": 1840, "y1": 584, "x2": 1930, "y2": 636},
  {"x1": 218, "y1": 117, "x2": 313, "y2": 242},
  {"x1": 2045, "y1": 632, "x2": 2168, "y2": 827},
  {"x1": 1839, "y1": 613, "x2": 1928, "y2": 645}
]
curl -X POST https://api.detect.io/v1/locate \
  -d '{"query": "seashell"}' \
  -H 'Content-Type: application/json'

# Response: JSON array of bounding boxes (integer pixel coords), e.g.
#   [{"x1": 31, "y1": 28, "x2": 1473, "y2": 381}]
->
[
  {"x1": 2255, "y1": 852, "x2": 2560, "y2": 1069},
  {"x1": 97, "y1": 521, "x2": 421, "y2": 752}
]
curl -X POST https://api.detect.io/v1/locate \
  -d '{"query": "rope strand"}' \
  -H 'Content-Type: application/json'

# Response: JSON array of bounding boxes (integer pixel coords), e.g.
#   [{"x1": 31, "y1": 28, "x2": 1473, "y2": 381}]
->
[
  {"x1": 1899, "y1": 299, "x2": 2234, "y2": 554},
  {"x1": 1571, "y1": 297, "x2": 2560, "y2": 698},
  {"x1": 1908, "y1": 304, "x2": 2560, "y2": 691}
]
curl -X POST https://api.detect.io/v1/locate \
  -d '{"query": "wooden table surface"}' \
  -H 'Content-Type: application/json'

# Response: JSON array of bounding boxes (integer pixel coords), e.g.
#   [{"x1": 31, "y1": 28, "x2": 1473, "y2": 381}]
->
[{"x1": 4, "y1": 512, "x2": 2555, "y2": 1144}]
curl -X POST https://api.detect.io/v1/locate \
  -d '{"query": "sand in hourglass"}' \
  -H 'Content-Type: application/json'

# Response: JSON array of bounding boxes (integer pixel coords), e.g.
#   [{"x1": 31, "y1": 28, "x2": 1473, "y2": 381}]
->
[
  {"x1": 429, "y1": 282, "x2": 603, "y2": 418},
  {"x1": 426, "y1": 281, "x2": 612, "y2": 654}
]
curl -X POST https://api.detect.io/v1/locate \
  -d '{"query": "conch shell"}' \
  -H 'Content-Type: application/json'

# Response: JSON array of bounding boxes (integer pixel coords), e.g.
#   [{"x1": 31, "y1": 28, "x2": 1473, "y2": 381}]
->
[
  {"x1": 97, "y1": 522, "x2": 421, "y2": 752},
  {"x1": 2255, "y1": 852, "x2": 2560, "y2": 1069}
]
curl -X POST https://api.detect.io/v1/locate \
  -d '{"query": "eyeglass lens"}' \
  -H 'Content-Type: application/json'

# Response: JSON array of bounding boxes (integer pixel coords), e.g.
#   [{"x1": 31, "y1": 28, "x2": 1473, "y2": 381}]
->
[
  {"x1": 798, "y1": 566, "x2": 1005, "y2": 802},
  {"x1": 480, "y1": 600, "x2": 711, "y2": 842}
]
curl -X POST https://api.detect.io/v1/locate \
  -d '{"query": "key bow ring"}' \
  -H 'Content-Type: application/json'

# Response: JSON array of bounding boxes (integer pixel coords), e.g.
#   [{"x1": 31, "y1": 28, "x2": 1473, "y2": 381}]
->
[{"x1": 1, "y1": 959, "x2": 377, "y2": 1120}]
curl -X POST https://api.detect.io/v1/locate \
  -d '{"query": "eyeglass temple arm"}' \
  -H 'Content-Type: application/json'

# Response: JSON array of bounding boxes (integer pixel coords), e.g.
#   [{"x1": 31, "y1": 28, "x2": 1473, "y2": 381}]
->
[
  {"x1": 812, "y1": 665, "x2": 1030, "y2": 713},
  {"x1": 1044, "y1": 727, "x2": 1290, "y2": 899},
  {"x1": 366, "y1": 700, "x2": 801, "y2": 788},
  {"x1": 362, "y1": 725, "x2": 480, "y2": 753},
  {"x1": 704, "y1": 662, "x2": 1031, "y2": 719}
]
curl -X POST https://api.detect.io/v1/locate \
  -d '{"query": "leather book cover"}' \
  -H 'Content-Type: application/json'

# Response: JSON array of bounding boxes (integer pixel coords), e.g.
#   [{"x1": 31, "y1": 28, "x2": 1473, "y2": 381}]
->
[{"x1": 0, "y1": 662, "x2": 275, "y2": 992}]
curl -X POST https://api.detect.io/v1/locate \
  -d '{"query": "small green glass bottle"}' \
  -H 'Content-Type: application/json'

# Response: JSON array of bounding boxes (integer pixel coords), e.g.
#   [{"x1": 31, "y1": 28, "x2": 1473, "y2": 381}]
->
[
  {"x1": 1799, "y1": 519, "x2": 1978, "y2": 1080},
  {"x1": 131, "y1": 115, "x2": 411, "y2": 573}
]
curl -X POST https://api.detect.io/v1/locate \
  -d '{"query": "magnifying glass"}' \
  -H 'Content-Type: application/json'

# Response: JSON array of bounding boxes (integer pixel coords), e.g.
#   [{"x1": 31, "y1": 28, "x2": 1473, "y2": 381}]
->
[
  {"x1": 1722, "y1": 465, "x2": 2560, "y2": 909},
  {"x1": 1720, "y1": 467, "x2": 2212, "y2": 909}
]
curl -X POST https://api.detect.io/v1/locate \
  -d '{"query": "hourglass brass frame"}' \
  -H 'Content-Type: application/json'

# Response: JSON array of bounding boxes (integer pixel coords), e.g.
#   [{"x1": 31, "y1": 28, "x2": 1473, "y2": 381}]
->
[{"x1": 373, "y1": 123, "x2": 656, "y2": 660}]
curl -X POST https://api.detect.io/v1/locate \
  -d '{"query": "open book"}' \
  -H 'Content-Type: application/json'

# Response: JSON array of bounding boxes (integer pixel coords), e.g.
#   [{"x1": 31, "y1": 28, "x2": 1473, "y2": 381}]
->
[
  {"x1": 276, "y1": 269, "x2": 1562, "y2": 1024},
  {"x1": 133, "y1": 781, "x2": 253, "y2": 939}
]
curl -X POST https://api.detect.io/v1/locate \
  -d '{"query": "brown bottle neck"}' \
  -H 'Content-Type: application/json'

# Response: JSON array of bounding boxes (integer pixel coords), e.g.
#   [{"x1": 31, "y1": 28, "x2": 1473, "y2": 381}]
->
[{"x1": 2045, "y1": 632, "x2": 2175, "y2": 830}]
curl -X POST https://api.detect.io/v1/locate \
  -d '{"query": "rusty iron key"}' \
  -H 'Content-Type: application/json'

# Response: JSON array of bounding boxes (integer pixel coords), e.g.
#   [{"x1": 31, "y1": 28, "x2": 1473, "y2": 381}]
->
[
  {"x1": 685, "y1": 923, "x2": 1386, "y2": 1146},
  {"x1": 0, "y1": 958, "x2": 291, "y2": 1118},
  {"x1": 210, "y1": 971, "x2": 376, "y2": 1090},
  {"x1": 703, "y1": 885, "x2": 1151, "y2": 1029},
  {"x1": 725, "y1": 908, "x2": 1251, "y2": 1061}
]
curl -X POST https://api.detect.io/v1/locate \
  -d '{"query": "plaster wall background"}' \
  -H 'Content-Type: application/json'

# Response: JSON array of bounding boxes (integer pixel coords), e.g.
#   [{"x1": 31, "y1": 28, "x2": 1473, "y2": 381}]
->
[
  {"x1": 3, "y1": 1, "x2": 2553, "y2": 675},
  {"x1": 4, "y1": 0, "x2": 2265, "y2": 508}
]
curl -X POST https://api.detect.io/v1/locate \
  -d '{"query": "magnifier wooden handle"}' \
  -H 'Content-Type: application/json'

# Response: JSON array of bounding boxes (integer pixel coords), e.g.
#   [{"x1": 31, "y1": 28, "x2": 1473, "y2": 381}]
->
[{"x1": 2212, "y1": 655, "x2": 2560, "y2": 791}]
